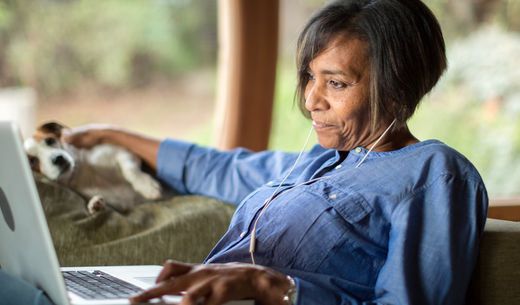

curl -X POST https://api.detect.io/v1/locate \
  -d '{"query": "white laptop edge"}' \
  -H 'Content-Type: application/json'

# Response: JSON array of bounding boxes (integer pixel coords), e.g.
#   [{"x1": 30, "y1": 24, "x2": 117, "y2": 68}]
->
[
  {"x1": 0, "y1": 121, "x2": 71, "y2": 305},
  {"x1": 0, "y1": 121, "x2": 252, "y2": 305}
]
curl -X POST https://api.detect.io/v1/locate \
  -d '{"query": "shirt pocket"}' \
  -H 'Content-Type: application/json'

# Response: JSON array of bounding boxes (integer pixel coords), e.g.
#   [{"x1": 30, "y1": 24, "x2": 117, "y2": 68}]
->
[
  {"x1": 308, "y1": 181, "x2": 373, "y2": 222},
  {"x1": 279, "y1": 181, "x2": 374, "y2": 272}
]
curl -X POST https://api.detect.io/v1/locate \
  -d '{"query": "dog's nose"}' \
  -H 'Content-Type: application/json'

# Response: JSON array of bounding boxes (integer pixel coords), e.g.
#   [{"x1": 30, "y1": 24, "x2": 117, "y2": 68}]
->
[{"x1": 52, "y1": 155, "x2": 67, "y2": 167}]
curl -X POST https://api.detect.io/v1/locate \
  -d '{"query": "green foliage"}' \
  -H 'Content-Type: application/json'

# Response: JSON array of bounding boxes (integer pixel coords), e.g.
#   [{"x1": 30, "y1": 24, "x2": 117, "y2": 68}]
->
[
  {"x1": 269, "y1": 64, "x2": 316, "y2": 151},
  {"x1": 0, "y1": 0, "x2": 217, "y2": 94},
  {"x1": 0, "y1": 2, "x2": 12, "y2": 30},
  {"x1": 423, "y1": 0, "x2": 520, "y2": 41},
  {"x1": 410, "y1": 94, "x2": 520, "y2": 197}
]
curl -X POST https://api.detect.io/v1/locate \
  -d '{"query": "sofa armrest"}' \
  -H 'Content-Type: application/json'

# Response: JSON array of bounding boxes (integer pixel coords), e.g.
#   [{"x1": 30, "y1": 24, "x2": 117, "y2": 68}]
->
[{"x1": 466, "y1": 219, "x2": 520, "y2": 305}]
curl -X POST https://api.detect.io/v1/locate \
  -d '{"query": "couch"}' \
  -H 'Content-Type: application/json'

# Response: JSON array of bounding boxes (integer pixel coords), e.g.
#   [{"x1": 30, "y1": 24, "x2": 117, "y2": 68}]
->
[
  {"x1": 466, "y1": 218, "x2": 520, "y2": 305},
  {"x1": 35, "y1": 176, "x2": 520, "y2": 304},
  {"x1": 35, "y1": 176, "x2": 235, "y2": 266}
]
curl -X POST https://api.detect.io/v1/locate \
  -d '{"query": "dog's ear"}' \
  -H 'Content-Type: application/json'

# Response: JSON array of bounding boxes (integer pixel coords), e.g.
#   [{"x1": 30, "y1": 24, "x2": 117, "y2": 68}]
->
[{"x1": 38, "y1": 121, "x2": 68, "y2": 137}]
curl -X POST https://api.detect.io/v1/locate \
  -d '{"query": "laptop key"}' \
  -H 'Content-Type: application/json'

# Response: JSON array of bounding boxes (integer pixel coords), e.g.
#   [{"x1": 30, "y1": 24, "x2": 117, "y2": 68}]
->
[{"x1": 63, "y1": 270, "x2": 144, "y2": 299}]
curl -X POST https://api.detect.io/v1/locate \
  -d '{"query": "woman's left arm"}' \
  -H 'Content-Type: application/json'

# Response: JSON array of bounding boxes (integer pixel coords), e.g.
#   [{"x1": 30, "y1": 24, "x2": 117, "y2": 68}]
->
[
  {"x1": 130, "y1": 174, "x2": 488, "y2": 305},
  {"x1": 371, "y1": 174, "x2": 488, "y2": 305},
  {"x1": 129, "y1": 261, "x2": 293, "y2": 305}
]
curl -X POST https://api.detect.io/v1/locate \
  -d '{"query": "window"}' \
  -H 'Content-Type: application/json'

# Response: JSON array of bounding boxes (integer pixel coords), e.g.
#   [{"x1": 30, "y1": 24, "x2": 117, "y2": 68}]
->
[
  {"x1": 0, "y1": 0, "x2": 217, "y2": 144},
  {"x1": 271, "y1": 0, "x2": 520, "y2": 198}
]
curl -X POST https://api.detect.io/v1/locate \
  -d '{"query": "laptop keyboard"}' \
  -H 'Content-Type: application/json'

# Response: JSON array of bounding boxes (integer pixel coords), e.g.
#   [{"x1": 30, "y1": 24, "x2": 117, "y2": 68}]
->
[{"x1": 62, "y1": 270, "x2": 144, "y2": 299}]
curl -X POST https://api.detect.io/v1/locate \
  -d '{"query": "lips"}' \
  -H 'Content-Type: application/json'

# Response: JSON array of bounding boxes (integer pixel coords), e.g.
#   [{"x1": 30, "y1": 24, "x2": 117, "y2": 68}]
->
[{"x1": 312, "y1": 120, "x2": 336, "y2": 129}]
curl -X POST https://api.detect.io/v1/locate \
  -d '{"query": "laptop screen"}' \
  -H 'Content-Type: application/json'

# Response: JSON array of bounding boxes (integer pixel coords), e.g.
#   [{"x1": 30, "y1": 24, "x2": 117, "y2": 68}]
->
[{"x1": 0, "y1": 121, "x2": 70, "y2": 305}]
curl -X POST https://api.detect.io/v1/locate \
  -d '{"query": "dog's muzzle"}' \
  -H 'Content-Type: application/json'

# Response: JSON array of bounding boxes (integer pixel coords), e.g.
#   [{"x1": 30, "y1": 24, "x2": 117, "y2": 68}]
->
[{"x1": 52, "y1": 154, "x2": 71, "y2": 173}]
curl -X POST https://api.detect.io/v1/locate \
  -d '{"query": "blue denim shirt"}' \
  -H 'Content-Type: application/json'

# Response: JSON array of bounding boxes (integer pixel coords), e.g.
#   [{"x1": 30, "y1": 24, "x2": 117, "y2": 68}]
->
[{"x1": 157, "y1": 139, "x2": 488, "y2": 305}]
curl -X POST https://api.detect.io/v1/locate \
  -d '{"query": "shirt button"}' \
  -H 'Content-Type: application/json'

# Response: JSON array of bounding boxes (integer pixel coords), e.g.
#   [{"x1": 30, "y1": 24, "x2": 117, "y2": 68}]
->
[
  {"x1": 267, "y1": 181, "x2": 275, "y2": 186},
  {"x1": 355, "y1": 147, "x2": 362, "y2": 153},
  {"x1": 328, "y1": 194, "x2": 337, "y2": 200},
  {"x1": 335, "y1": 164, "x2": 342, "y2": 169},
  {"x1": 240, "y1": 231, "x2": 247, "y2": 238}
]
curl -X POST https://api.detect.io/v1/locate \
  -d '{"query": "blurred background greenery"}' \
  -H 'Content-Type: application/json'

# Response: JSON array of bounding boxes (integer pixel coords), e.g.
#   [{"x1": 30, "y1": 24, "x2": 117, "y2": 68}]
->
[
  {"x1": 0, "y1": 0, "x2": 217, "y2": 93},
  {"x1": 0, "y1": 0, "x2": 519, "y2": 197}
]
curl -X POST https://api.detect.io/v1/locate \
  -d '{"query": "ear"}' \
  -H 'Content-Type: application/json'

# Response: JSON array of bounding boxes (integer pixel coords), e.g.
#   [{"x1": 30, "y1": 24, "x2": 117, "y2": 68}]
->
[
  {"x1": 38, "y1": 121, "x2": 68, "y2": 138},
  {"x1": 24, "y1": 138, "x2": 38, "y2": 155}
]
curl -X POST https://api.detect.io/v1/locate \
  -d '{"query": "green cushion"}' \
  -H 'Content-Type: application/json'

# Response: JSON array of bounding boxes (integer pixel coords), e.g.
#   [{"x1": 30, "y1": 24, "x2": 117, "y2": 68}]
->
[{"x1": 35, "y1": 176, "x2": 235, "y2": 266}]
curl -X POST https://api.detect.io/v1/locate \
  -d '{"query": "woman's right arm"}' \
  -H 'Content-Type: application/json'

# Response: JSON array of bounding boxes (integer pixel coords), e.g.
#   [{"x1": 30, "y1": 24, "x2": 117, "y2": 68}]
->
[
  {"x1": 64, "y1": 124, "x2": 161, "y2": 171},
  {"x1": 156, "y1": 139, "x2": 300, "y2": 205},
  {"x1": 64, "y1": 125, "x2": 303, "y2": 205}
]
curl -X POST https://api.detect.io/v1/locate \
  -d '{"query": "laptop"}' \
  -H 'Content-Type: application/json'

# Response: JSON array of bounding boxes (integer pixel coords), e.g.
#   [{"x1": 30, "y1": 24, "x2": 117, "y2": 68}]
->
[{"x1": 0, "y1": 121, "x2": 252, "y2": 305}]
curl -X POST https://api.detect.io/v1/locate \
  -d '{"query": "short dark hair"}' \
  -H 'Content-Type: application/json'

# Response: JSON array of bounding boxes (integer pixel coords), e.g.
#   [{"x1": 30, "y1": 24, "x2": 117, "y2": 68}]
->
[{"x1": 296, "y1": 0, "x2": 447, "y2": 130}]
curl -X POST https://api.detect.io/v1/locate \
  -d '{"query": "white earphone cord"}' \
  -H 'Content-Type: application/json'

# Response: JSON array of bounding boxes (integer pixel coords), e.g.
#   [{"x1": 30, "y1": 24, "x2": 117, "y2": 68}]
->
[
  {"x1": 249, "y1": 125, "x2": 315, "y2": 265},
  {"x1": 249, "y1": 84, "x2": 396, "y2": 264},
  {"x1": 355, "y1": 119, "x2": 397, "y2": 168}
]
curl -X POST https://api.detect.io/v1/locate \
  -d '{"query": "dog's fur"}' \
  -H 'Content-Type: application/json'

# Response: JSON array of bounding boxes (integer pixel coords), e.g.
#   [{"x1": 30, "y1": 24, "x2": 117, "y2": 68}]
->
[{"x1": 24, "y1": 122, "x2": 162, "y2": 214}]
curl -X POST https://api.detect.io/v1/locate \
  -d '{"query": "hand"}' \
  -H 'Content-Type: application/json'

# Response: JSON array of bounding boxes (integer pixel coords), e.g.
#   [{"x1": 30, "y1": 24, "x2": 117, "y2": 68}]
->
[
  {"x1": 129, "y1": 260, "x2": 292, "y2": 305},
  {"x1": 63, "y1": 123, "x2": 161, "y2": 169},
  {"x1": 63, "y1": 123, "x2": 116, "y2": 149}
]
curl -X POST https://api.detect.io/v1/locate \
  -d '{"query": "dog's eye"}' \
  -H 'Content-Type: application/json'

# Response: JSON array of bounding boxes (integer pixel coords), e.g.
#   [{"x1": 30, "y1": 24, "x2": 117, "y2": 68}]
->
[{"x1": 44, "y1": 137, "x2": 57, "y2": 146}]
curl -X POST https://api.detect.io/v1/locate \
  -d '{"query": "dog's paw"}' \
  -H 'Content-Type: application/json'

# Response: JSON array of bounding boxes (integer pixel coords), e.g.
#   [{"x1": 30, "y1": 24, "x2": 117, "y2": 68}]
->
[
  {"x1": 134, "y1": 176, "x2": 162, "y2": 200},
  {"x1": 87, "y1": 195, "x2": 106, "y2": 214}
]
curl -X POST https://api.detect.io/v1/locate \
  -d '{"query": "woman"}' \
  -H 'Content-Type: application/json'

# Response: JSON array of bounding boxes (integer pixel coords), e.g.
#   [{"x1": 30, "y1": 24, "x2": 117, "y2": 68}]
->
[{"x1": 1, "y1": 0, "x2": 488, "y2": 304}]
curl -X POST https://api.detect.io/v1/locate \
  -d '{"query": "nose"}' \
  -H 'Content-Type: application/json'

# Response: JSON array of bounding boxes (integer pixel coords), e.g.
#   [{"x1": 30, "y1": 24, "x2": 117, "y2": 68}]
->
[
  {"x1": 304, "y1": 82, "x2": 328, "y2": 112},
  {"x1": 52, "y1": 155, "x2": 68, "y2": 167}
]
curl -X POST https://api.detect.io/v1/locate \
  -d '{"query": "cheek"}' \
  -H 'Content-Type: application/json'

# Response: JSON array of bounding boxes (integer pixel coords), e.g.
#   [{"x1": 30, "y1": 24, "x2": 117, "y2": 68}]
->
[
  {"x1": 331, "y1": 94, "x2": 370, "y2": 122},
  {"x1": 31, "y1": 164, "x2": 42, "y2": 173},
  {"x1": 28, "y1": 158, "x2": 41, "y2": 173}
]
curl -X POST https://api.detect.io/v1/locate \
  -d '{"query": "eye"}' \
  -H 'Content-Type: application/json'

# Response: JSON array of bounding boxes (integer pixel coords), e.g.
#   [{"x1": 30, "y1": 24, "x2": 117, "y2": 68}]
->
[
  {"x1": 328, "y1": 79, "x2": 347, "y2": 89},
  {"x1": 44, "y1": 137, "x2": 57, "y2": 146},
  {"x1": 306, "y1": 70, "x2": 315, "y2": 81}
]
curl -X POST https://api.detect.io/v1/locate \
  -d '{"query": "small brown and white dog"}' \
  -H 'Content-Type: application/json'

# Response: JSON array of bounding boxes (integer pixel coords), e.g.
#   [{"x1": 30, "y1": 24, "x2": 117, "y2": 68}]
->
[{"x1": 24, "y1": 121, "x2": 162, "y2": 214}]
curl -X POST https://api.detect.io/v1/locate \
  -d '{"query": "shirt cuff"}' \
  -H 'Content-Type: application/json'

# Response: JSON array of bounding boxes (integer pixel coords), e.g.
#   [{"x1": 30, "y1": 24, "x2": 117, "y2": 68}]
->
[
  {"x1": 156, "y1": 138, "x2": 195, "y2": 194},
  {"x1": 293, "y1": 277, "x2": 301, "y2": 305}
]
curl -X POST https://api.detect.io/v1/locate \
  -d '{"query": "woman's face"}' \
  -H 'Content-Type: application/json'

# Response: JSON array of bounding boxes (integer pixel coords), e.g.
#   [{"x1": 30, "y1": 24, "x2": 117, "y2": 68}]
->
[{"x1": 305, "y1": 36, "x2": 382, "y2": 151}]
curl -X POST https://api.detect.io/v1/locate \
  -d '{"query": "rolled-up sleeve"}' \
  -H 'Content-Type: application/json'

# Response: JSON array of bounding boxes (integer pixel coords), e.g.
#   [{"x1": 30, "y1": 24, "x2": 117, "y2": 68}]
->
[
  {"x1": 157, "y1": 139, "x2": 195, "y2": 194},
  {"x1": 156, "y1": 139, "x2": 300, "y2": 205}
]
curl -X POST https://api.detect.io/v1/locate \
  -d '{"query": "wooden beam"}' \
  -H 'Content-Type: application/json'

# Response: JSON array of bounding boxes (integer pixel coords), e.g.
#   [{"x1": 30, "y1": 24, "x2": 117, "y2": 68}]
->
[
  {"x1": 214, "y1": 0, "x2": 279, "y2": 151},
  {"x1": 488, "y1": 198, "x2": 520, "y2": 221}
]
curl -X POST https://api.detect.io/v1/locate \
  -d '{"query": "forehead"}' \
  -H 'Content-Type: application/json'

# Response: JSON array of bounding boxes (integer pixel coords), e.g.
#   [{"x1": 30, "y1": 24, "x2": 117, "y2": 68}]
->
[
  {"x1": 309, "y1": 36, "x2": 370, "y2": 76},
  {"x1": 33, "y1": 130, "x2": 60, "y2": 142}
]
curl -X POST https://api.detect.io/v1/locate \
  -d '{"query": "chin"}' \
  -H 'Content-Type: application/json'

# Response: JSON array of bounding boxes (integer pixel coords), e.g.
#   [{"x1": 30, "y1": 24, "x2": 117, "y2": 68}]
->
[
  {"x1": 317, "y1": 136, "x2": 353, "y2": 151},
  {"x1": 316, "y1": 137, "x2": 340, "y2": 150}
]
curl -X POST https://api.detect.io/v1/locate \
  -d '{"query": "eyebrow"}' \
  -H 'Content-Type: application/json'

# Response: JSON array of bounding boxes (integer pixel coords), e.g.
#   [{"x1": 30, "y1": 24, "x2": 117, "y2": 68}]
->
[{"x1": 318, "y1": 68, "x2": 361, "y2": 80}]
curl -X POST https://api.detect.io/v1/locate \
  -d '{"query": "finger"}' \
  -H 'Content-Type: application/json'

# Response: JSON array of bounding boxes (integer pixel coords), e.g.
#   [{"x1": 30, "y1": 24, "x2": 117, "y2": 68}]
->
[
  {"x1": 129, "y1": 279, "x2": 181, "y2": 303},
  {"x1": 179, "y1": 277, "x2": 215, "y2": 305},
  {"x1": 156, "y1": 260, "x2": 194, "y2": 283}
]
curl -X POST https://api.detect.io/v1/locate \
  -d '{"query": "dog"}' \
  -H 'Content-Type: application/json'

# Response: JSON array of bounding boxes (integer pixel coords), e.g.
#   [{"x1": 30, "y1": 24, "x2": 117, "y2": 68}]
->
[{"x1": 24, "y1": 121, "x2": 162, "y2": 214}]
